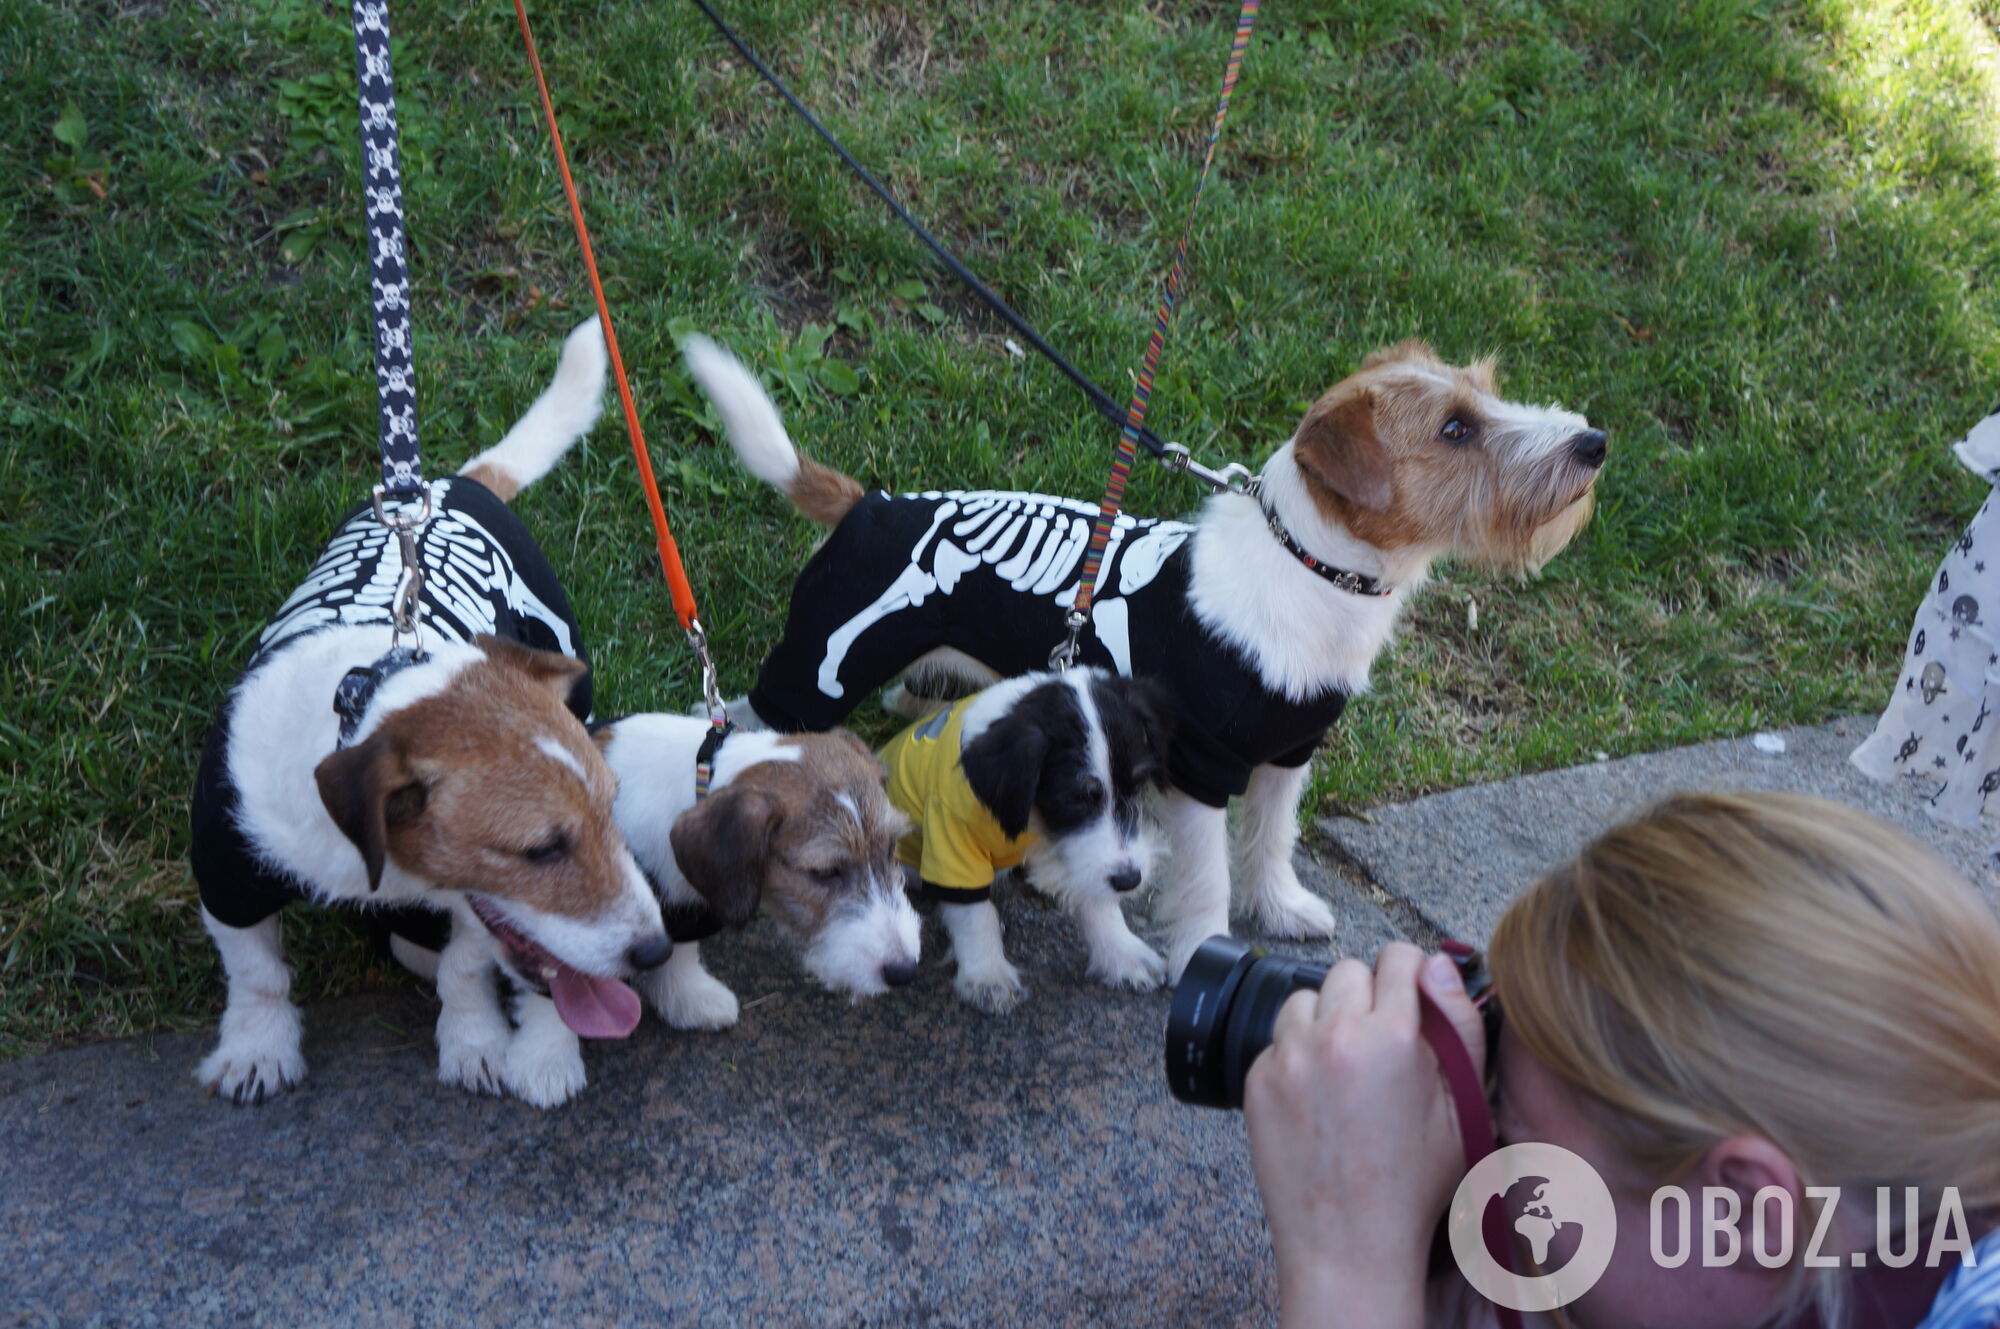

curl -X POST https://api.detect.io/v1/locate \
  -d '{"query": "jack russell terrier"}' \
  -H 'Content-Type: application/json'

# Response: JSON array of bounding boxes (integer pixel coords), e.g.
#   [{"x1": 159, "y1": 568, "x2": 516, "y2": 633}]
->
[
  {"x1": 189, "y1": 319, "x2": 670, "y2": 1109},
  {"x1": 680, "y1": 335, "x2": 1605, "y2": 978}
]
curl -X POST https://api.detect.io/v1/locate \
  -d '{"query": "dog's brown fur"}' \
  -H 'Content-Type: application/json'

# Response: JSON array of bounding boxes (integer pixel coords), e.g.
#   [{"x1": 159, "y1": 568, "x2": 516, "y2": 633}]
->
[
  {"x1": 1292, "y1": 339, "x2": 1596, "y2": 569},
  {"x1": 666, "y1": 730, "x2": 910, "y2": 939},
  {"x1": 313, "y1": 635, "x2": 634, "y2": 923}
]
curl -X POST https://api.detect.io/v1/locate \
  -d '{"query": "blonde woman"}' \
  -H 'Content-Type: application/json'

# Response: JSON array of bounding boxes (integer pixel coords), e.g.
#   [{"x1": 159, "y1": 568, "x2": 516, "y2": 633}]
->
[{"x1": 1245, "y1": 793, "x2": 2000, "y2": 1329}]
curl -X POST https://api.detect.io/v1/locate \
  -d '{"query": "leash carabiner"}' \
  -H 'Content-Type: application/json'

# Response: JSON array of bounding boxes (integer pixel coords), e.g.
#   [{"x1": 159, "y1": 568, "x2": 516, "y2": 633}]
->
[
  {"x1": 371, "y1": 481, "x2": 432, "y2": 653},
  {"x1": 684, "y1": 617, "x2": 729, "y2": 728},
  {"x1": 1049, "y1": 608, "x2": 1088, "y2": 671},
  {"x1": 1157, "y1": 443, "x2": 1260, "y2": 497}
]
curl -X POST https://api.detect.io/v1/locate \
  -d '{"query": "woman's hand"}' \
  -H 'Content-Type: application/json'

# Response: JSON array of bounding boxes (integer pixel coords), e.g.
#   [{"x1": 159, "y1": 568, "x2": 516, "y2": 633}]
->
[{"x1": 1243, "y1": 942, "x2": 1489, "y2": 1329}]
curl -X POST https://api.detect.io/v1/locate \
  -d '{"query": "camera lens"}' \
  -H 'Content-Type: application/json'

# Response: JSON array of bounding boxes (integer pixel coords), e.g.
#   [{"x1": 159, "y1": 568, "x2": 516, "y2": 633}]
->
[{"x1": 1165, "y1": 936, "x2": 1327, "y2": 1110}]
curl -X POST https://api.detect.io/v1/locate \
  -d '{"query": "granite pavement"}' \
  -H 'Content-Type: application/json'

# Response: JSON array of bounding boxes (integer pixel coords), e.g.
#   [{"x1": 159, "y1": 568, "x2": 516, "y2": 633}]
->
[{"x1": 3, "y1": 719, "x2": 1990, "y2": 1327}]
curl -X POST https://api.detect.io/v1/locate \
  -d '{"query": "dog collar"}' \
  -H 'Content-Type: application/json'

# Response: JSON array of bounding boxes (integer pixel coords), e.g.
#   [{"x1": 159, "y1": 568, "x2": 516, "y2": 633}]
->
[
  {"x1": 693, "y1": 719, "x2": 734, "y2": 801},
  {"x1": 1260, "y1": 502, "x2": 1392, "y2": 598},
  {"x1": 334, "y1": 646, "x2": 431, "y2": 747}
]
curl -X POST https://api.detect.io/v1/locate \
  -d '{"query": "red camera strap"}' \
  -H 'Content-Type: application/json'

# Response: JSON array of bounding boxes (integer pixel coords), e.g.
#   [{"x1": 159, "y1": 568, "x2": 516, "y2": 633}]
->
[{"x1": 1419, "y1": 986, "x2": 1526, "y2": 1329}]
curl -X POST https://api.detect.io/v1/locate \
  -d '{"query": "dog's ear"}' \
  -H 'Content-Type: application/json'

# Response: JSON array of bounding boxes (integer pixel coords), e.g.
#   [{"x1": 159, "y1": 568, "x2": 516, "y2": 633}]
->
[
  {"x1": 476, "y1": 633, "x2": 590, "y2": 709},
  {"x1": 1294, "y1": 390, "x2": 1393, "y2": 513},
  {"x1": 828, "y1": 726, "x2": 888, "y2": 775},
  {"x1": 314, "y1": 731, "x2": 427, "y2": 892},
  {"x1": 1361, "y1": 339, "x2": 1440, "y2": 370},
  {"x1": 668, "y1": 784, "x2": 779, "y2": 928},
  {"x1": 960, "y1": 714, "x2": 1049, "y2": 841}
]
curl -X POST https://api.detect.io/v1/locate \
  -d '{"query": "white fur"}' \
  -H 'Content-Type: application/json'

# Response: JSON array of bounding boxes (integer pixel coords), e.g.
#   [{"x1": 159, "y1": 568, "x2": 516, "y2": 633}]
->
[
  {"x1": 641, "y1": 943, "x2": 740, "y2": 1030},
  {"x1": 803, "y1": 883, "x2": 924, "y2": 1000},
  {"x1": 457, "y1": 317, "x2": 607, "y2": 492},
  {"x1": 1186, "y1": 449, "x2": 1421, "y2": 703},
  {"x1": 194, "y1": 910, "x2": 308, "y2": 1103},
  {"x1": 1152, "y1": 789, "x2": 1236, "y2": 980},
  {"x1": 680, "y1": 335, "x2": 799, "y2": 490},
  {"x1": 502, "y1": 991, "x2": 588, "y2": 1109},
  {"x1": 535, "y1": 733, "x2": 588, "y2": 781},
  {"x1": 939, "y1": 900, "x2": 1024, "y2": 1014},
  {"x1": 1235, "y1": 761, "x2": 1336, "y2": 939}
]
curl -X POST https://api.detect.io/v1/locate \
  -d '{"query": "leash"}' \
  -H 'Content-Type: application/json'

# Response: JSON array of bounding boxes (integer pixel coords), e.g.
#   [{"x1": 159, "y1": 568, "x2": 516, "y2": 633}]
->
[
  {"x1": 685, "y1": 0, "x2": 1259, "y2": 500},
  {"x1": 1052, "y1": 0, "x2": 1261, "y2": 670},
  {"x1": 512, "y1": 0, "x2": 731, "y2": 787},
  {"x1": 349, "y1": 0, "x2": 431, "y2": 658}
]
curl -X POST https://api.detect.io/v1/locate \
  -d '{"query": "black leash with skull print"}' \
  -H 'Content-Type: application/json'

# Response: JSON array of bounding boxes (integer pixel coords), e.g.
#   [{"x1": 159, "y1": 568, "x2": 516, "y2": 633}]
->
[{"x1": 335, "y1": 0, "x2": 433, "y2": 753}]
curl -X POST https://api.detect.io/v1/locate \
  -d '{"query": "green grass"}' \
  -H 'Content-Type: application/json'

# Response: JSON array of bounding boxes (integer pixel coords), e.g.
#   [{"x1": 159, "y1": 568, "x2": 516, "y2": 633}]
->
[{"x1": 5, "y1": 0, "x2": 1999, "y2": 1056}]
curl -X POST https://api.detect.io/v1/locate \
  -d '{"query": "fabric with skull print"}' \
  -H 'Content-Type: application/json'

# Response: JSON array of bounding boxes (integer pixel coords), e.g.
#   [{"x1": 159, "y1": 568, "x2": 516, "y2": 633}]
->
[{"x1": 1853, "y1": 413, "x2": 2000, "y2": 859}]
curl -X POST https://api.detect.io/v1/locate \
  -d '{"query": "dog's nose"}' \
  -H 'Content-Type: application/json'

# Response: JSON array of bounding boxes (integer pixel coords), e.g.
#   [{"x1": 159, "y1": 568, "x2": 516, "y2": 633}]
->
[
  {"x1": 1109, "y1": 866, "x2": 1143, "y2": 893},
  {"x1": 1570, "y1": 429, "x2": 1608, "y2": 468},
  {"x1": 882, "y1": 959, "x2": 919, "y2": 987},
  {"x1": 627, "y1": 933, "x2": 672, "y2": 971}
]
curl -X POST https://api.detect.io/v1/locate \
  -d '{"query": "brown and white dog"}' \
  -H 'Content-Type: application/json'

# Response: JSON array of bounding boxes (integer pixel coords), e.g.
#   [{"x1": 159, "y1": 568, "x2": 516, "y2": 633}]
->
[
  {"x1": 189, "y1": 320, "x2": 670, "y2": 1109},
  {"x1": 590, "y1": 716, "x2": 919, "y2": 1006},
  {"x1": 682, "y1": 336, "x2": 1605, "y2": 979}
]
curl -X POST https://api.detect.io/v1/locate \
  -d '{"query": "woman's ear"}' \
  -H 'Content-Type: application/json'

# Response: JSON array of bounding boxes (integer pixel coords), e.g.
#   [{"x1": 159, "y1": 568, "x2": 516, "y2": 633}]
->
[{"x1": 1688, "y1": 1135, "x2": 1805, "y2": 1259}]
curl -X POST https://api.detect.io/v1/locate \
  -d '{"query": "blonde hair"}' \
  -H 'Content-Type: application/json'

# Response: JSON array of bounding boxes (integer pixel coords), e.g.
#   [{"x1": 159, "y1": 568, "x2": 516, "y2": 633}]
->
[{"x1": 1487, "y1": 792, "x2": 2000, "y2": 1321}]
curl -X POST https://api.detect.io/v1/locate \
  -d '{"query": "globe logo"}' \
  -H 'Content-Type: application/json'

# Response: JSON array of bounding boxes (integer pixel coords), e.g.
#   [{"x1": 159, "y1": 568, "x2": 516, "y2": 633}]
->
[{"x1": 1448, "y1": 1143, "x2": 1619, "y2": 1312}]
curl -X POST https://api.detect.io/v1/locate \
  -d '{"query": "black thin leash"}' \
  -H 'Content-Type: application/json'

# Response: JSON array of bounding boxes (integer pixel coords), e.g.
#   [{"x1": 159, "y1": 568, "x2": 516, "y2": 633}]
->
[{"x1": 685, "y1": 0, "x2": 1182, "y2": 463}]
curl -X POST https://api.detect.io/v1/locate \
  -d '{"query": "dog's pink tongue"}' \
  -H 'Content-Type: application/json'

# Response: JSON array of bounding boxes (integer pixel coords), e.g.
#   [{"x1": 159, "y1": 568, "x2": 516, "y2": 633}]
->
[{"x1": 549, "y1": 966, "x2": 642, "y2": 1039}]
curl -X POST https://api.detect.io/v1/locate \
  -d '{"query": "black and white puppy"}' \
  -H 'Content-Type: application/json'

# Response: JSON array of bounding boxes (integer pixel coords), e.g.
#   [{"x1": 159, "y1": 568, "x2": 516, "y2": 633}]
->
[
  {"x1": 880, "y1": 668, "x2": 1176, "y2": 1013},
  {"x1": 189, "y1": 319, "x2": 669, "y2": 1110}
]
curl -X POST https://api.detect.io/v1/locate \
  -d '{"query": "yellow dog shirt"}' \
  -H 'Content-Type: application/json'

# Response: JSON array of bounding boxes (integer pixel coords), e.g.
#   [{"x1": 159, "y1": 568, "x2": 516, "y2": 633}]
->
[{"x1": 880, "y1": 695, "x2": 1038, "y2": 903}]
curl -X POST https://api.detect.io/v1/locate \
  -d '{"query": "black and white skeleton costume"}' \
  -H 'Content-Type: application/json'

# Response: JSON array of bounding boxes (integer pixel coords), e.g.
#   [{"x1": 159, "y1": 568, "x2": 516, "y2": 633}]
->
[
  {"x1": 190, "y1": 476, "x2": 590, "y2": 930},
  {"x1": 748, "y1": 489, "x2": 1349, "y2": 808},
  {"x1": 1854, "y1": 414, "x2": 2000, "y2": 861}
]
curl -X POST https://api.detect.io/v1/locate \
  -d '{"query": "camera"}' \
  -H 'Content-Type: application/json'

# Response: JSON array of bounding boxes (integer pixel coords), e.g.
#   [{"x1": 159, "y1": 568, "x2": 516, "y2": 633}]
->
[{"x1": 1165, "y1": 935, "x2": 1496, "y2": 1110}]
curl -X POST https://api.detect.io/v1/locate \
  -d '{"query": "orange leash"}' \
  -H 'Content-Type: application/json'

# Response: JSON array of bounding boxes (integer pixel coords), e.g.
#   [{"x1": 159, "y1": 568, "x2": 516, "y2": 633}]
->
[{"x1": 512, "y1": 0, "x2": 700, "y2": 634}]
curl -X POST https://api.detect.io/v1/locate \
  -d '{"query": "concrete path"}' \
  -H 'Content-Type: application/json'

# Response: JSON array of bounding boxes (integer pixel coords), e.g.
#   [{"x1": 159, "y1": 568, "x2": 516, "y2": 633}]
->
[{"x1": 3, "y1": 720, "x2": 1991, "y2": 1328}]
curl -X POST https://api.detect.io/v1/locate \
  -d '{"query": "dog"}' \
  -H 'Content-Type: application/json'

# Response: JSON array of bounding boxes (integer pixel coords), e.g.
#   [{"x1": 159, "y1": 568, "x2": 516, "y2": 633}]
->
[
  {"x1": 189, "y1": 318, "x2": 671, "y2": 1109},
  {"x1": 590, "y1": 714, "x2": 921, "y2": 1005},
  {"x1": 682, "y1": 334, "x2": 1605, "y2": 978},
  {"x1": 879, "y1": 667, "x2": 1176, "y2": 1013}
]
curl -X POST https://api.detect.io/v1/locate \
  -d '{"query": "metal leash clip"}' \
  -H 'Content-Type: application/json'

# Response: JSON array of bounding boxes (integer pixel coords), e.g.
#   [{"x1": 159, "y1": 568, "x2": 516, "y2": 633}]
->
[
  {"x1": 372, "y1": 481, "x2": 432, "y2": 652},
  {"x1": 685, "y1": 618, "x2": 729, "y2": 726},
  {"x1": 1049, "y1": 607, "x2": 1087, "y2": 671},
  {"x1": 1157, "y1": 443, "x2": 1260, "y2": 497}
]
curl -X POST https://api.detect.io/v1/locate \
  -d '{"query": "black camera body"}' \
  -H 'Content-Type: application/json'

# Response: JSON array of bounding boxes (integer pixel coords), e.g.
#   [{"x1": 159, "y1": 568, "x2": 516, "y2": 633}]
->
[{"x1": 1165, "y1": 936, "x2": 1495, "y2": 1110}]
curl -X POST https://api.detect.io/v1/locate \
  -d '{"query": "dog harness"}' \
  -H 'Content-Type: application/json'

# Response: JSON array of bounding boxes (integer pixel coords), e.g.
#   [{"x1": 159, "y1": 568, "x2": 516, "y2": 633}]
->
[
  {"x1": 748, "y1": 490, "x2": 1350, "y2": 808},
  {"x1": 190, "y1": 476, "x2": 591, "y2": 930},
  {"x1": 880, "y1": 695, "x2": 1039, "y2": 904}
]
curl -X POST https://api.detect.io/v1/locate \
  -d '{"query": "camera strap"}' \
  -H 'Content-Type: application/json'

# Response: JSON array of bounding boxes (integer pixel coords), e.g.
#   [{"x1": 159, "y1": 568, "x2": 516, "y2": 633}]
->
[{"x1": 1418, "y1": 986, "x2": 1526, "y2": 1329}]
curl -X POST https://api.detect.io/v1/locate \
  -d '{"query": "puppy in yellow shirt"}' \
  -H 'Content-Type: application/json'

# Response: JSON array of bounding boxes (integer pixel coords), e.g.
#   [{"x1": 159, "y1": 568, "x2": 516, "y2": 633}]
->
[{"x1": 880, "y1": 668, "x2": 1176, "y2": 1013}]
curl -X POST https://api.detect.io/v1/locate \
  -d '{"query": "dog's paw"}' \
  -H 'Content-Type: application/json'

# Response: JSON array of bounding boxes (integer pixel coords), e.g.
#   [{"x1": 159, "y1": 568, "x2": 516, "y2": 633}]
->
[
  {"x1": 1247, "y1": 873, "x2": 1338, "y2": 941},
  {"x1": 1163, "y1": 918, "x2": 1230, "y2": 985},
  {"x1": 501, "y1": 1029, "x2": 587, "y2": 1110},
  {"x1": 195, "y1": 1002, "x2": 306, "y2": 1105},
  {"x1": 953, "y1": 961, "x2": 1026, "y2": 1015},
  {"x1": 437, "y1": 1028, "x2": 510, "y2": 1097},
  {"x1": 644, "y1": 958, "x2": 740, "y2": 1031},
  {"x1": 1087, "y1": 934, "x2": 1168, "y2": 992}
]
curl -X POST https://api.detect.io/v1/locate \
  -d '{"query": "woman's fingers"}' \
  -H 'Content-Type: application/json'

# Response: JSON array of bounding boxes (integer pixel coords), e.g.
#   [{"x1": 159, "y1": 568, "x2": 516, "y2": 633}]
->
[
  {"x1": 1317, "y1": 956, "x2": 1373, "y2": 1019},
  {"x1": 1418, "y1": 951, "x2": 1489, "y2": 1083},
  {"x1": 1371, "y1": 942, "x2": 1425, "y2": 1026}
]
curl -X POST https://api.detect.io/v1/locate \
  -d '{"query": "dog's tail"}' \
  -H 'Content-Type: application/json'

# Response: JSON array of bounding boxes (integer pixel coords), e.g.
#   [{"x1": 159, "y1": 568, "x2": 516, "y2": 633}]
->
[
  {"x1": 459, "y1": 317, "x2": 608, "y2": 504},
  {"x1": 680, "y1": 334, "x2": 863, "y2": 529}
]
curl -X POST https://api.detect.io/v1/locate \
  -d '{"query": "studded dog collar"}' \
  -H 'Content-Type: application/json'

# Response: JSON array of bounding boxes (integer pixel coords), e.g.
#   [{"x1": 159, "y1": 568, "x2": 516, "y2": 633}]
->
[{"x1": 1260, "y1": 502, "x2": 1392, "y2": 598}]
